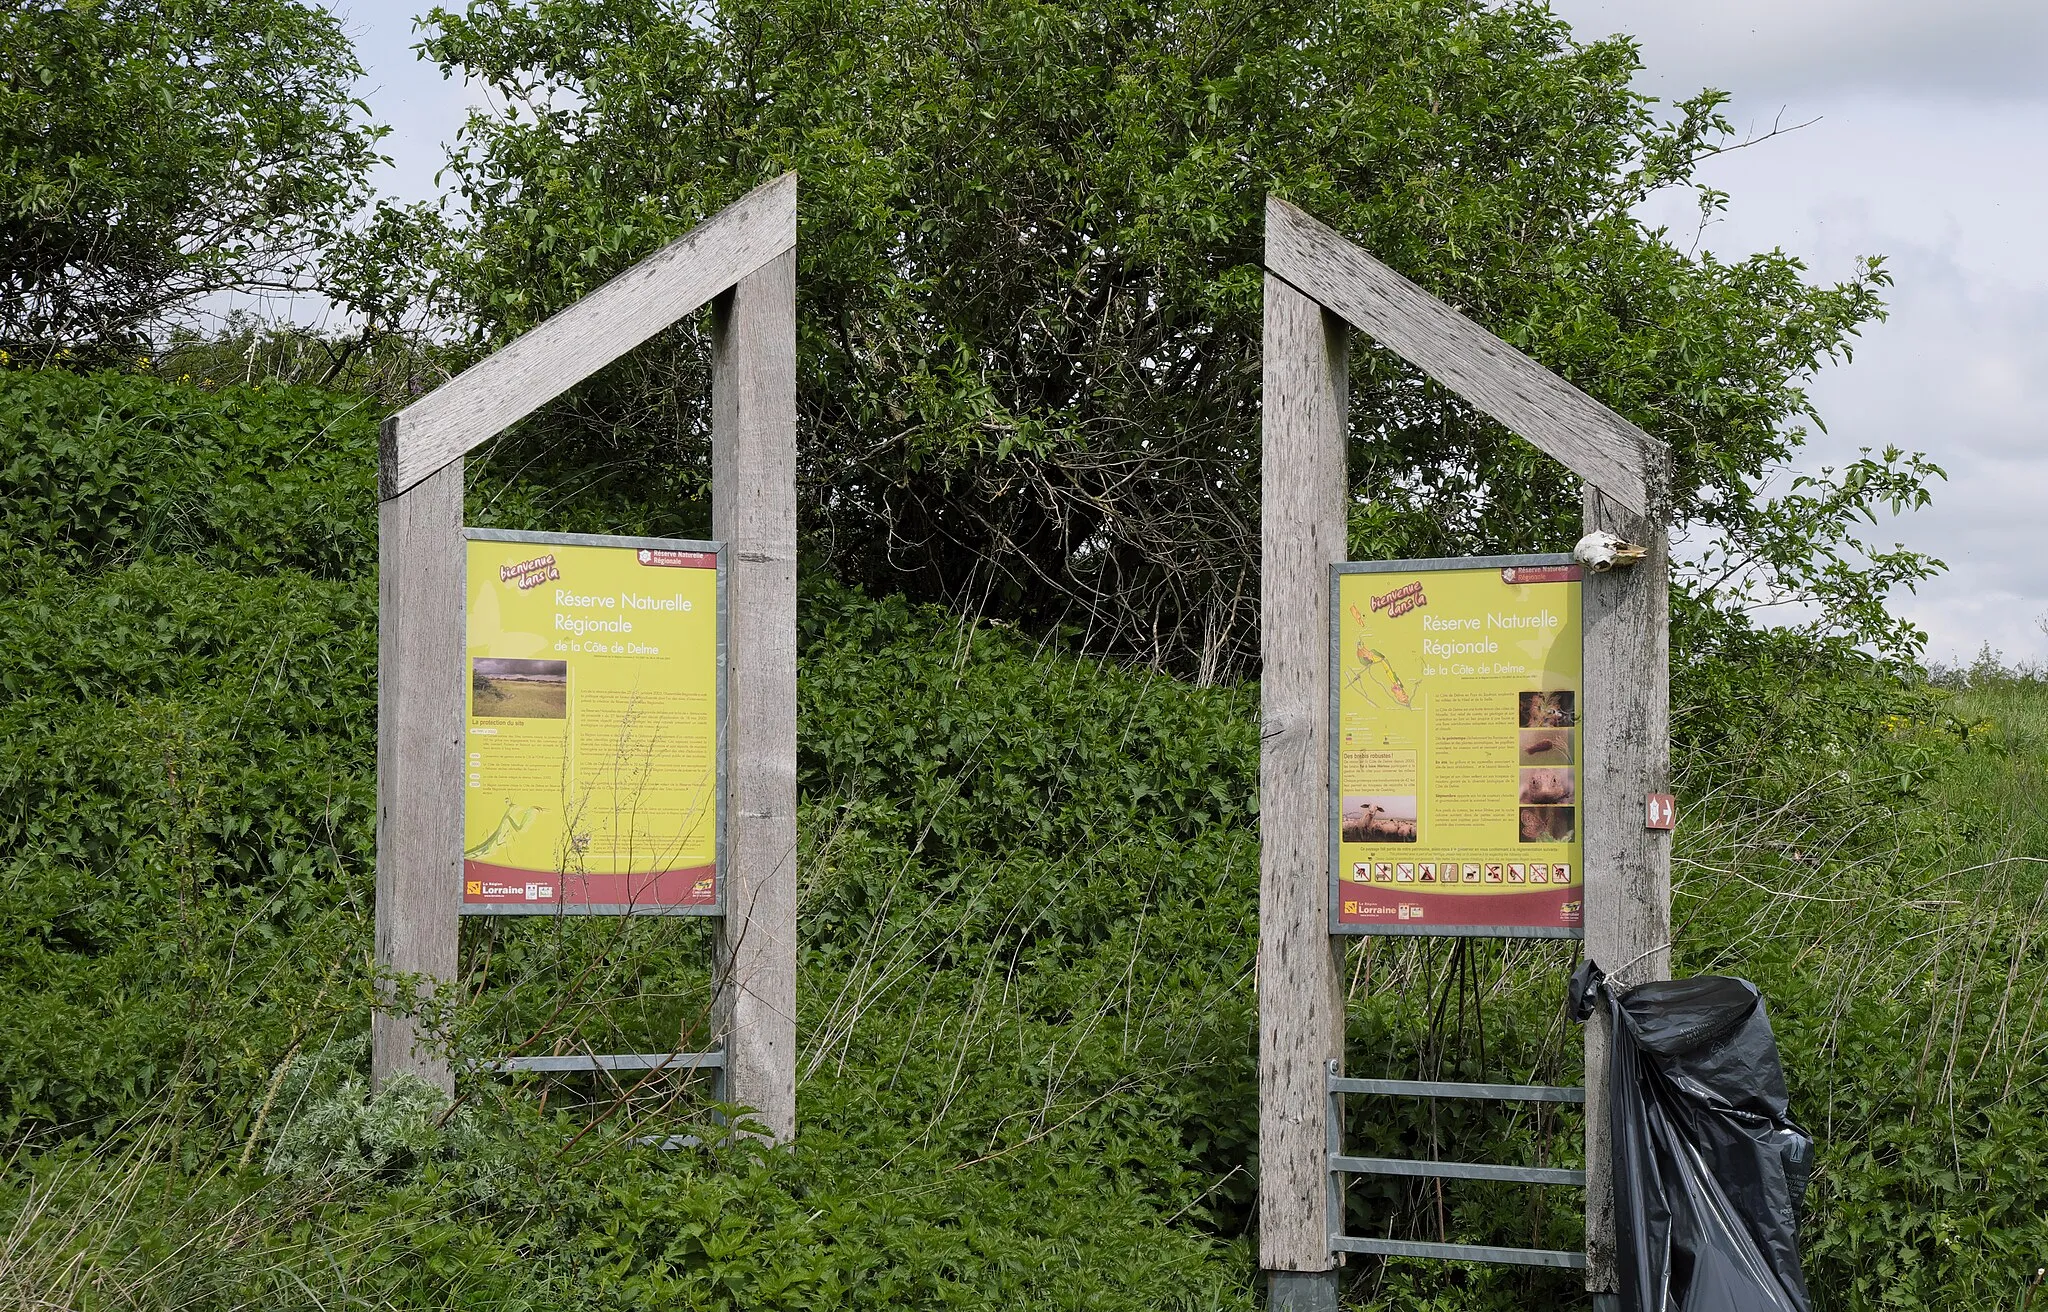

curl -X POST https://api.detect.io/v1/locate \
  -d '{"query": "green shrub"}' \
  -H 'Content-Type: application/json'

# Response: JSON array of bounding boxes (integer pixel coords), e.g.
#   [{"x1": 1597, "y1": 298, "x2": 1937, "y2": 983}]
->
[{"x1": 5, "y1": 367, "x2": 2048, "y2": 1309}]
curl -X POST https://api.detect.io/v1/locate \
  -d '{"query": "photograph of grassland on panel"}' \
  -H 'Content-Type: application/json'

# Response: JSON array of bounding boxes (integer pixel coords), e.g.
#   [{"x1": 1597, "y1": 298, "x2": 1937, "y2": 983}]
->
[{"x1": 472, "y1": 658, "x2": 568, "y2": 719}]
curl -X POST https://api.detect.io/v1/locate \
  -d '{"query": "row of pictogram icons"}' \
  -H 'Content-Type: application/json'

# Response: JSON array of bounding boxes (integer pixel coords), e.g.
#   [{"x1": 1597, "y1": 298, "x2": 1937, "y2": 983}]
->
[{"x1": 1351, "y1": 860, "x2": 1574, "y2": 886}]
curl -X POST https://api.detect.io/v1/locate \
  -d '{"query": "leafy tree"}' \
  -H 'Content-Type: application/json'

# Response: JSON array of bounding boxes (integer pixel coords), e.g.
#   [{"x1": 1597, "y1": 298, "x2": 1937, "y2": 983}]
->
[
  {"x1": 0, "y1": 0, "x2": 384, "y2": 358},
  {"x1": 407, "y1": 0, "x2": 1935, "y2": 680}
]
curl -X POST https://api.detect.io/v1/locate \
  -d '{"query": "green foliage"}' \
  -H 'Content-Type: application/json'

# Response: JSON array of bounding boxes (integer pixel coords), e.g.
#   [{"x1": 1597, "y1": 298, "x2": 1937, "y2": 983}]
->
[
  {"x1": 0, "y1": 368, "x2": 380, "y2": 1139},
  {"x1": 0, "y1": 0, "x2": 384, "y2": 356},
  {"x1": 797, "y1": 584, "x2": 1256, "y2": 865},
  {"x1": 0, "y1": 371, "x2": 2033, "y2": 1309},
  {"x1": 1685, "y1": 445, "x2": 1948, "y2": 667},
  {"x1": 0, "y1": 368, "x2": 1265, "y2": 1308},
  {"x1": 265, "y1": 1059, "x2": 506, "y2": 1196},
  {"x1": 0, "y1": 3, "x2": 1993, "y2": 1301},
  {"x1": 0, "y1": 366, "x2": 378, "y2": 573},
  {"x1": 394, "y1": 0, "x2": 1912, "y2": 675},
  {"x1": 1666, "y1": 681, "x2": 2048, "y2": 1310}
]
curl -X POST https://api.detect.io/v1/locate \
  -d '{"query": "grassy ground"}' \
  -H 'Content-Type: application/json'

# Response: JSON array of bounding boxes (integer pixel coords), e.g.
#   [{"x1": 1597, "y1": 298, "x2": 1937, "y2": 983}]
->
[
  {"x1": 1659, "y1": 673, "x2": 2048, "y2": 1312},
  {"x1": 472, "y1": 676, "x2": 569, "y2": 719},
  {"x1": 1938, "y1": 679, "x2": 2048, "y2": 872},
  {"x1": 7, "y1": 622, "x2": 2047, "y2": 1310}
]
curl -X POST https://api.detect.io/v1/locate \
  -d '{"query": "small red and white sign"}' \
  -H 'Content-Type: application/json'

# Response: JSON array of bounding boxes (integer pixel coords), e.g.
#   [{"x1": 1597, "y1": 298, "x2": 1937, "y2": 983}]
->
[
  {"x1": 1646, "y1": 793, "x2": 1677, "y2": 831},
  {"x1": 637, "y1": 548, "x2": 717, "y2": 569}
]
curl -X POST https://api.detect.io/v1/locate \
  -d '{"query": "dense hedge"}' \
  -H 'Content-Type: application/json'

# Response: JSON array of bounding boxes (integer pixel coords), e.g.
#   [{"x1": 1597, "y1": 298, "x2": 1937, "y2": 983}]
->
[
  {"x1": 4, "y1": 368, "x2": 2048, "y2": 1310},
  {"x1": 0, "y1": 368, "x2": 1277, "y2": 1309}
]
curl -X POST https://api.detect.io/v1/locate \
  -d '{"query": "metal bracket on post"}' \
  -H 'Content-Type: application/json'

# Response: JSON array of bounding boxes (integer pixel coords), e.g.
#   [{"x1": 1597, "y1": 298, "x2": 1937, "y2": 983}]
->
[{"x1": 1268, "y1": 1270, "x2": 1342, "y2": 1312}]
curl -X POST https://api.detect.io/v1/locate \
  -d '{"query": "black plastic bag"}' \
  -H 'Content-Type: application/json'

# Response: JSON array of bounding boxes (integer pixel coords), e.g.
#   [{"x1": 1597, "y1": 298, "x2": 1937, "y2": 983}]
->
[{"x1": 1569, "y1": 961, "x2": 1814, "y2": 1312}]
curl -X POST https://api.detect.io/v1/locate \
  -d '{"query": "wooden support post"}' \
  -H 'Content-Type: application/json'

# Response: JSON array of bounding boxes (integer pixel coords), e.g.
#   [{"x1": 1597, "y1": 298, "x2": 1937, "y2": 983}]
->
[
  {"x1": 1259, "y1": 271, "x2": 1350, "y2": 1292},
  {"x1": 710, "y1": 246, "x2": 800, "y2": 1142},
  {"x1": 1579, "y1": 483, "x2": 1673, "y2": 1295},
  {"x1": 372, "y1": 454, "x2": 465, "y2": 1093}
]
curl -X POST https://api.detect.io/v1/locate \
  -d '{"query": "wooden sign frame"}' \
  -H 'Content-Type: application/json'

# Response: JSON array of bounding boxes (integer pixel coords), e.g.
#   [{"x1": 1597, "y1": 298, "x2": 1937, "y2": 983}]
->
[
  {"x1": 373, "y1": 175, "x2": 800, "y2": 1145},
  {"x1": 1259, "y1": 195, "x2": 1673, "y2": 1308}
]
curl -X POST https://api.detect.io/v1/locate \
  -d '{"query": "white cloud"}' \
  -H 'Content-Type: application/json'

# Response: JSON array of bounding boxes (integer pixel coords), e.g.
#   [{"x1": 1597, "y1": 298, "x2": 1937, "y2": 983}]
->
[
  {"x1": 1553, "y1": 0, "x2": 2048, "y2": 103},
  {"x1": 1548, "y1": 0, "x2": 2048, "y2": 664},
  {"x1": 1808, "y1": 261, "x2": 2048, "y2": 663},
  {"x1": 1678, "y1": 106, "x2": 2048, "y2": 663},
  {"x1": 1634, "y1": 97, "x2": 2048, "y2": 284}
]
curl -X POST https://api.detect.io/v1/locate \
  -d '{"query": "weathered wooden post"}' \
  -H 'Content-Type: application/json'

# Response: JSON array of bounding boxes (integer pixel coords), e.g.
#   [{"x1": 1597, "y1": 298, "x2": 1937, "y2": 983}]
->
[
  {"x1": 1258, "y1": 271, "x2": 1351, "y2": 1311},
  {"x1": 1260, "y1": 195, "x2": 1671, "y2": 1304},
  {"x1": 709, "y1": 245, "x2": 799, "y2": 1139},
  {"x1": 373, "y1": 175, "x2": 801, "y2": 1142},
  {"x1": 374, "y1": 457, "x2": 466, "y2": 1094},
  {"x1": 1579, "y1": 482, "x2": 1672, "y2": 1300}
]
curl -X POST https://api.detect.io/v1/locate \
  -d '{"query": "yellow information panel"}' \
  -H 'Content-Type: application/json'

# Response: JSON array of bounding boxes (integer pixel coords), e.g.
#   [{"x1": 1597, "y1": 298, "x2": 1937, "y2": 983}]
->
[
  {"x1": 1331, "y1": 557, "x2": 1583, "y2": 937},
  {"x1": 462, "y1": 530, "x2": 722, "y2": 914}
]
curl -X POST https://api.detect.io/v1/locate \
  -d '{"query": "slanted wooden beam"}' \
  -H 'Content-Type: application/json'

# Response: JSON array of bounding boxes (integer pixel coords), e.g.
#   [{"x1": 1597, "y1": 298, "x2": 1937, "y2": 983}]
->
[
  {"x1": 381, "y1": 173, "x2": 798, "y2": 498},
  {"x1": 1263, "y1": 196, "x2": 1661, "y2": 518}
]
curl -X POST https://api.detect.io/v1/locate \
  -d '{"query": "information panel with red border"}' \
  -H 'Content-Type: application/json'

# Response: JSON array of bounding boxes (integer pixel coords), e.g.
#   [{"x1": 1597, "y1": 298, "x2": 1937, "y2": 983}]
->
[
  {"x1": 1331, "y1": 556, "x2": 1584, "y2": 938},
  {"x1": 461, "y1": 529, "x2": 724, "y2": 915}
]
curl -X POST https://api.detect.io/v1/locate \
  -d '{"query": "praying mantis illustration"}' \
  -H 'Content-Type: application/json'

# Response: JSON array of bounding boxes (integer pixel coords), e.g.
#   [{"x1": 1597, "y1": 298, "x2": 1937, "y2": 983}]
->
[{"x1": 465, "y1": 799, "x2": 540, "y2": 860}]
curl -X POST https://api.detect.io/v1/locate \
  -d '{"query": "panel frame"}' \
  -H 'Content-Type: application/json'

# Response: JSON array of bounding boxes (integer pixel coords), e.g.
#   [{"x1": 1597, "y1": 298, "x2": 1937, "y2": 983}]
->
[
  {"x1": 459, "y1": 527, "x2": 729, "y2": 918},
  {"x1": 1258, "y1": 194, "x2": 1672, "y2": 1301},
  {"x1": 373, "y1": 178, "x2": 800, "y2": 1145},
  {"x1": 1327, "y1": 553, "x2": 1584, "y2": 940}
]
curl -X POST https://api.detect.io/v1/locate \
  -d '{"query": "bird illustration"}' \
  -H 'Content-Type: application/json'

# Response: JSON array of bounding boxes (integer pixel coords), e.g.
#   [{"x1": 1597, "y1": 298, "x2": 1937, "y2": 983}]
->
[
  {"x1": 1356, "y1": 644, "x2": 1412, "y2": 706},
  {"x1": 1345, "y1": 606, "x2": 1415, "y2": 708}
]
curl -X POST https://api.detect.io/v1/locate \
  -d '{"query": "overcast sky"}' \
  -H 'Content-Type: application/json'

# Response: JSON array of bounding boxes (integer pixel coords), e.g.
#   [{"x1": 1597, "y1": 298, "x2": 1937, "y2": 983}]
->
[{"x1": 329, "y1": 0, "x2": 2048, "y2": 665}]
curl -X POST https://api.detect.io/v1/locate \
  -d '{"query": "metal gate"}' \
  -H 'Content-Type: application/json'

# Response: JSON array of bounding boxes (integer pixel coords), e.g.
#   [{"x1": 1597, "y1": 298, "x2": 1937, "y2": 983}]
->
[{"x1": 1326, "y1": 1059, "x2": 1587, "y2": 1269}]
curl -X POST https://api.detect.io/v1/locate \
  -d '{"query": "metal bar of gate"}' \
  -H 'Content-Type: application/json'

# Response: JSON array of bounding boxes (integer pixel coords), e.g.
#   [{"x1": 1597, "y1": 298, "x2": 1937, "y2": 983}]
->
[
  {"x1": 1330, "y1": 1076, "x2": 1583, "y2": 1103},
  {"x1": 1330, "y1": 1154, "x2": 1585, "y2": 1187},
  {"x1": 491, "y1": 1050, "x2": 726, "y2": 1074},
  {"x1": 1332, "y1": 1235, "x2": 1589, "y2": 1269}
]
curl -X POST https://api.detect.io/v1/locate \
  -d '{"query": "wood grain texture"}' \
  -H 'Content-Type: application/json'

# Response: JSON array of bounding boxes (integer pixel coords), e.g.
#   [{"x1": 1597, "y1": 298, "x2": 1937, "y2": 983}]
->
[
  {"x1": 1258, "y1": 273, "x2": 1350, "y2": 1273},
  {"x1": 1578, "y1": 484, "x2": 1673, "y2": 1294},
  {"x1": 381, "y1": 173, "x2": 798, "y2": 498},
  {"x1": 1263, "y1": 196, "x2": 1660, "y2": 517},
  {"x1": 372, "y1": 453, "x2": 466, "y2": 1094},
  {"x1": 709, "y1": 247, "x2": 800, "y2": 1143}
]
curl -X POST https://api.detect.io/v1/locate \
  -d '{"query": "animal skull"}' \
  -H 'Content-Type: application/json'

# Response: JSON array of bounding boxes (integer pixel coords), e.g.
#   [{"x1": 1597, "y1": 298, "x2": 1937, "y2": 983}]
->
[{"x1": 1572, "y1": 531, "x2": 1648, "y2": 572}]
